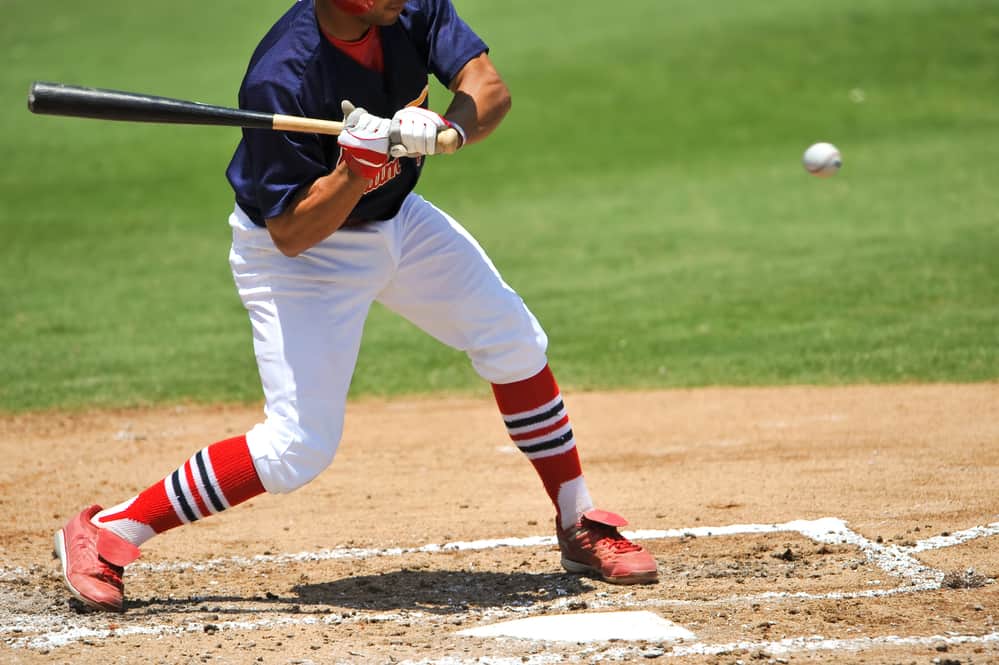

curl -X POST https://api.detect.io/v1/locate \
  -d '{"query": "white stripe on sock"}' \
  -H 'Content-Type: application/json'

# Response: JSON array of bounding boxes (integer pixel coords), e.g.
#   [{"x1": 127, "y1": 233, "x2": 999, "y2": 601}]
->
[
  {"x1": 165, "y1": 476, "x2": 192, "y2": 525},
  {"x1": 513, "y1": 421, "x2": 574, "y2": 450},
  {"x1": 200, "y1": 449, "x2": 232, "y2": 511},
  {"x1": 177, "y1": 463, "x2": 205, "y2": 521}
]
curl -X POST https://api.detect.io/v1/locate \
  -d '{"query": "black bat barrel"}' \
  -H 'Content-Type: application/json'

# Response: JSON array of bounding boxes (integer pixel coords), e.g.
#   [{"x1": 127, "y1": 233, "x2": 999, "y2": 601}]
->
[{"x1": 27, "y1": 81, "x2": 274, "y2": 129}]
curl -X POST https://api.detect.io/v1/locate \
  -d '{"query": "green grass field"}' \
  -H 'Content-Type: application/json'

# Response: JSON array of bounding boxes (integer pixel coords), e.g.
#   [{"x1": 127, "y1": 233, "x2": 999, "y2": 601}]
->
[{"x1": 2, "y1": 1, "x2": 997, "y2": 411}]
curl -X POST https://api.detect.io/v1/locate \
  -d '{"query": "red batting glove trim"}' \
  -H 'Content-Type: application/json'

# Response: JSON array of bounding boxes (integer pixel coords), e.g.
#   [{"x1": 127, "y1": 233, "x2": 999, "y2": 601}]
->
[{"x1": 344, "y1": 153, "x2": 381, "y2": 180}]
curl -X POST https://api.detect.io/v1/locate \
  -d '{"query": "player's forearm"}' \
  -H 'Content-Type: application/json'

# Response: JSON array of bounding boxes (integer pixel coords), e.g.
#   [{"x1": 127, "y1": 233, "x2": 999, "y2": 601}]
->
[
  {"x1": 264, "y1": 161, "x2": 369, "y2": 257},
  {"x1": 445, "y1": 54, "x2": 511, "y2": 146}
]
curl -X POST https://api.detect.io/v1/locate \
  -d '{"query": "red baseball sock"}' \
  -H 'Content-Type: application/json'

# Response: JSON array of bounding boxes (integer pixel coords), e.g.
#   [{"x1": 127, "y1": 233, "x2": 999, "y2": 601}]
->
[
  {"x1": 93, "y1": 435, "x2": 265, "y2": 547},
  {"x1": 492, "y1": 365, "x2": 594, "y2": 529}
]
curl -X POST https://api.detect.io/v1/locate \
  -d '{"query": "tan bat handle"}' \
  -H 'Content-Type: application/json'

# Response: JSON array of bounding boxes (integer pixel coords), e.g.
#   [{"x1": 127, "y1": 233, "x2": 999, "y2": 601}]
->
[{"x1": 272, "y1": 114, "x2": 461, "y2": 154}]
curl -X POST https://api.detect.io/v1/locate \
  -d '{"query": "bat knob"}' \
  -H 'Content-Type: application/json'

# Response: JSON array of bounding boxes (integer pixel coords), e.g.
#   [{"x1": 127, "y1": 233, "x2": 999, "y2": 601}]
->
[{"x1": 27, "y1": 81, "x2": 44, "y2": 113}]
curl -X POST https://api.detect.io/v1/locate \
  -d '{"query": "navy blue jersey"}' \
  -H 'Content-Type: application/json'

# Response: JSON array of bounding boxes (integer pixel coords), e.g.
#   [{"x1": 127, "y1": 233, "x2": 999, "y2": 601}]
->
[{"x1": 226, "y1": 0, "x2": 487, "y2": 226}]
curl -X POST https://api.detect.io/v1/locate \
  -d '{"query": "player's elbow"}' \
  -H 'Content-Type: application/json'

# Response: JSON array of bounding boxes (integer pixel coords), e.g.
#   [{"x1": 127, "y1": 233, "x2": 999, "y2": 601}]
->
[
  {"x1": 265, "y1": 217, "x2": 308, "y2": 257},
  {"x1": 496, "y1": 86, "x2": 512, "y2": 121},
  {"x1": 483, "y1": 72, "x2": 512, "y2": 119},
  {"x1": 274, "y1": 238, "x2": 307, "y2": 258},
  {"x1": 274, "y1": 240, "x2": 305, "y2": 258}
]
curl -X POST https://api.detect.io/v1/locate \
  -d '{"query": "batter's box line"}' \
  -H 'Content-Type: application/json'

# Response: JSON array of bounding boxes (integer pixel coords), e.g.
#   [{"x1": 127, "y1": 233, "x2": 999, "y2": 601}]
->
[
  {"x1": 549, "y1": 519, "x2": 998, "y2": 611},
  {"x1": 5, "y1": 611, "x2": 418, "y2": 651},
  {"x1": 3, "y1": 517, "x2": 994, "y2": 585},
  {"x1": 631, "y1": 517, "x2": 945, "y2": 586},
  {"x1": 121, "y1": 516, "x2": 996, "y2": 587}
]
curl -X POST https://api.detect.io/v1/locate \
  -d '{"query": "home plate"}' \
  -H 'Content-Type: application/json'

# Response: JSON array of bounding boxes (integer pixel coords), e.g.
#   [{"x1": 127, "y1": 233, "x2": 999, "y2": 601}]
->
[{"x1": 457, "y1": 611, "x2": 695, "y2": 643}]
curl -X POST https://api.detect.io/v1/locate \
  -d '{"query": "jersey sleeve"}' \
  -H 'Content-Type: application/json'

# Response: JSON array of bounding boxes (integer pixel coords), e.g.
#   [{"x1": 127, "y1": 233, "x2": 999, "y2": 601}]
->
[
  {"x1": 424, "y1": 0, "x2": 488, "y2": 87},
  {"x1": 238, "y1": 78, "x2": 329, "y2": 222}
]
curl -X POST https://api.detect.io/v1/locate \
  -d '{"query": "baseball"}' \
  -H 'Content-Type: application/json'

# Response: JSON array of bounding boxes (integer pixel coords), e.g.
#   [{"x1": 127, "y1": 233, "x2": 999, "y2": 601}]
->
[{"x1": 802, "y1": 142, "x2": 842, "y2": 177}]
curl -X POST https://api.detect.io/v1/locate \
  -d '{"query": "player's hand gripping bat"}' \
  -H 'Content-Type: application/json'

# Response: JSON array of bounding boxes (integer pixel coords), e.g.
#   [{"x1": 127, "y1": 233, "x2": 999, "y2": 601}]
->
[{"x1": 27, "y1": 82, "x2": 462, "y2": 154}]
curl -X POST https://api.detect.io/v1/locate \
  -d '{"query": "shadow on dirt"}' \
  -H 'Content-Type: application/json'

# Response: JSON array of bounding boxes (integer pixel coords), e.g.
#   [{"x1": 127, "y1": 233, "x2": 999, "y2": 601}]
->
[
  {"x1": 118, "y1": 570, "x2": 596, "y2": 616},
  {"x1": 292, "y1": 569, "x2": 597, "y2": 613}
]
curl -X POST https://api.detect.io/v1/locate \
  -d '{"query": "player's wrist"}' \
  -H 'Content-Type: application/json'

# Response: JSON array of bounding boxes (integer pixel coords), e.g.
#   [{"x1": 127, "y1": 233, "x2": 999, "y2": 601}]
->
[{"x1": 445, "y1": 119, "x2": 467, "y2": 149}]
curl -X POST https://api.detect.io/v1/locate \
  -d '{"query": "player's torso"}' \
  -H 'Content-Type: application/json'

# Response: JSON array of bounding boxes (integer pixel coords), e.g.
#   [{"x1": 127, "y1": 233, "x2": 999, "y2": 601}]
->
[
  {"x1": 235, "y1": 1, "x2": 435, "y2": 224},
  {"x1": 312, "y1": 24, "x2": 432, "y2": 222}
]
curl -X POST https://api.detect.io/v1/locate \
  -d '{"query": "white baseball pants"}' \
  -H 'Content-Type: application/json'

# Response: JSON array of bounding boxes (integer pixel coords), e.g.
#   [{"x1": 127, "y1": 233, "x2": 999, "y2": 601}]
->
[{"x1": 228, "y1": 193, "x2": 549, "y2": 494}]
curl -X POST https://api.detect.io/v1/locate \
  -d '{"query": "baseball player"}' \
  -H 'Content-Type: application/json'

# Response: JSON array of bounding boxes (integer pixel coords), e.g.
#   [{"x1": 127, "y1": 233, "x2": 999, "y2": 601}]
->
[{"x1": 54, "y1": 0, "x2": 658, "y2": 612}]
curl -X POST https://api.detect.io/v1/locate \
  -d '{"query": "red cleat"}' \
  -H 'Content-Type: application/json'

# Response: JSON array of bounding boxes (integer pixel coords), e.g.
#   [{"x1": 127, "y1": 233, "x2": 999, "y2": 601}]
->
[
  {"x1": 54, "y1": 505, "x2": 141, "y2": 612},
  {"x1": 556, "y1": 509, "x2": 658, "y2": 585}
]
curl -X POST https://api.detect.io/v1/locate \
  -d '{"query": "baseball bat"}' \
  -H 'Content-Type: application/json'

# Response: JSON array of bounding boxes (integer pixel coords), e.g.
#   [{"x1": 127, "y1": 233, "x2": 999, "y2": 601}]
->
[{"x1": 26, "y1": 81, "x2": 460, "y2": 153}]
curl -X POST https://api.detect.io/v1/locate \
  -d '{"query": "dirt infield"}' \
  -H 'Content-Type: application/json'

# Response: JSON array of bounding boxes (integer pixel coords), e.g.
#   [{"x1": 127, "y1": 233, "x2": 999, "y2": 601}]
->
[{"x1": 2, "y1": 383, "x2": 997, "y2": 664}]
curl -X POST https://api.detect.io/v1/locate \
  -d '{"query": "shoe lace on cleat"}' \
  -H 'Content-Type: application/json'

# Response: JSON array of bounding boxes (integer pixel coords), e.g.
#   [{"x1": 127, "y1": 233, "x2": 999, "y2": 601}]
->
[
  {"x1": 588, "y1": 524, "x2": 643, "y2": 554},
  {"x1": 605, "y1": 535, "x2": 643, "y2": 553}
]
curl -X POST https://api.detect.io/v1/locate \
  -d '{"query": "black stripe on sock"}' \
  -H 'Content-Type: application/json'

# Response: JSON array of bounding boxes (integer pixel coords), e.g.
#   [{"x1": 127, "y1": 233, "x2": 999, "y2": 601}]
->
[
  {"x1": 195, "y1": 450, "x2": 226, "y2": 514},
  {"x1": 504, "y1": 400, "x2": 565, "y2": 430},
  {"x1": 518, "y1": 428, "x2": 574, "y2": 454},
  {"x1": 170, "y1": 470, "x2": 198, "y2": 523}
]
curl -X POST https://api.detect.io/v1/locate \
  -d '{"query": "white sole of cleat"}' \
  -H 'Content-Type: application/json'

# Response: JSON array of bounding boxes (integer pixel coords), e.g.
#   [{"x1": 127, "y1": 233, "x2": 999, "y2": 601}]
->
[{"x1": 561, "y1": 556, "x2": 659, "y2": 585}]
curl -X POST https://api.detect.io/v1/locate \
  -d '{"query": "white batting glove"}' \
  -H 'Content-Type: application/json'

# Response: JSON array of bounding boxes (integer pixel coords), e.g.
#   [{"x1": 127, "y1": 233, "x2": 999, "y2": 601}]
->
[
  {"x1": 389, "y1": 107, "x2": 451, "y2": 157},
  {"x1": 338, "y1": 100, "x2": 391, "y2": 179},
  {"x1": 341, "y1": 100, "x2": 386, "y2": 134}
]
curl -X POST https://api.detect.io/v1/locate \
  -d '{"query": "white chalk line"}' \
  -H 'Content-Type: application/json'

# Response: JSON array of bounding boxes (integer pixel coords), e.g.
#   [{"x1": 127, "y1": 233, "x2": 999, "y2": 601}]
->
[
  {"x1": 669, "y1": 630, "x2": 999, "y2": 658},
  {"x1": 909, "y1": 521, "x2": 999, "y2": 553},
  {"x1": 2, "y1": 517, "x2": 988, "y2": 578},
  {"x1": 4, "y1": 516, "x2": 997, "y2": 652},
  {"x1": 396, "y1": 631, "x2": 999, "y2": 664},
  {"x1": 550, "y1": 580, "x2": 943, "y2": 613},
  {"x1": 4, "y1": 610, "x2": 427, "y2": 651},
  {"x1": 102, "y1": 516, "x2": 939, "y2": 580},
  {"x1": 0, "y1": 566, "x2": 28, "y2": 582}
]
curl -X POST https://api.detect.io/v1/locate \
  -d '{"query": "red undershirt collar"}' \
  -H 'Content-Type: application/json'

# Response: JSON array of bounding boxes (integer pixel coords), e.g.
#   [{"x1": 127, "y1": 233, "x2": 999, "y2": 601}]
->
[{"x1": 321, "y1": 24, "x2": 384, "y2": 73}]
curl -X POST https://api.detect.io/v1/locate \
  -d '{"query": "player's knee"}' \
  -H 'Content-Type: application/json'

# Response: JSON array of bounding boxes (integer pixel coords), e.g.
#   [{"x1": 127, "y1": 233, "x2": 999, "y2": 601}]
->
[
  {"x1": 468, "y1": 313, "x2": 549, "y2": 384},
  {"x1": 245, "y1": 420, "x2": 340, "y2": 494}
]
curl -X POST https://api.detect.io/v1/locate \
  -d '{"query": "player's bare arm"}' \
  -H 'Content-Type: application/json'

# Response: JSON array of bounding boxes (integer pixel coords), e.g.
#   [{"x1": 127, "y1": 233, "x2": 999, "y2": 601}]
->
[
  {"x1": 266, "y1": 102, "x2": 394, "y2": 256},
  {"x1": 444, "y1": 52, "x2": 511, "y2": 147},
  {"x1": 264, "y1": 162, "x2": 369, "y2": 257}
]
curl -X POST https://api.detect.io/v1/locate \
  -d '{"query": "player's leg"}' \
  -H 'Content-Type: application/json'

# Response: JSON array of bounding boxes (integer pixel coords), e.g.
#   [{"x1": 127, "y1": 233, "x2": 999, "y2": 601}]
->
[
  {"x1": 376, "y1": 194, "x2": 657, "y2": 584},
  {"x1": 377, "y1": 194, "x2": 590, "y2": 526},
  {"x1": 227, "y1": 209, "x2": 389, "y2": 497},
  {"x1": 55, "y1": 435, "x2": 266, "y2": 611},
  {"x1": 55, "y1": 207, "x2": 390, "y2": 611}
]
